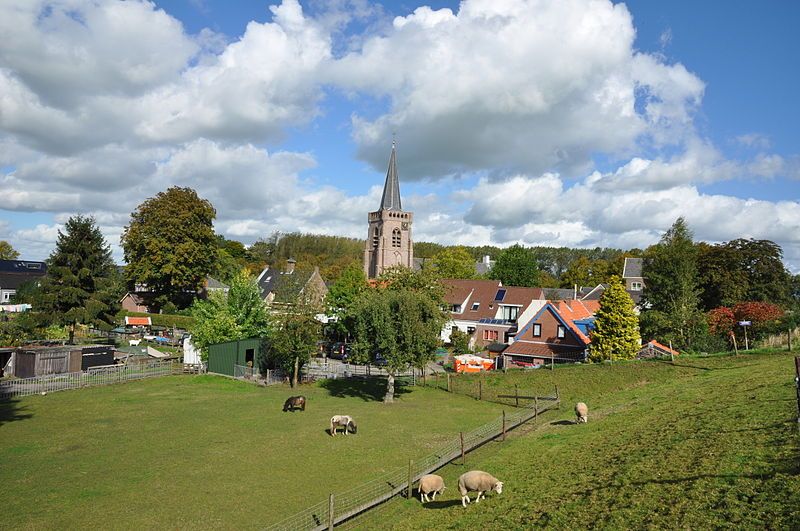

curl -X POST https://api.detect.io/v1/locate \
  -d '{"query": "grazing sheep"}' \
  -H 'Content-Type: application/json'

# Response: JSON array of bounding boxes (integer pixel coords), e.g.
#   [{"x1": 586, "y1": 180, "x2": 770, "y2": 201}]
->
[
  {"x1": 330, "y1": 415, "x2": 357, "y2": 436},
  {"x1": 458, "y1": 470, "x2": 503, "y2": 507},
  {"x1": 129, "y1": 339, "x2": 141, "y2": 346},
  {"x1": 575, "y1": 402, "x2": 588, "y2": 424},
  {"x1": 418, "y1": 474, "x2": 446, "y2": 502}
]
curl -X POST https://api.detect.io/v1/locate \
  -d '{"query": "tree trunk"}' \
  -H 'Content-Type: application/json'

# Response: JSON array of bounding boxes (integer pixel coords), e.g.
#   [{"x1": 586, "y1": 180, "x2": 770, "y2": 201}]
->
[
  {"x1": 68, "y1": 322, "x2": 75, "y2": 345},
  {"x1": 292, "y1": 356, "x2": 299, "y2": 388},
  {"x1": 384, "y1": 372, "x2": 395, "y2": 403}
]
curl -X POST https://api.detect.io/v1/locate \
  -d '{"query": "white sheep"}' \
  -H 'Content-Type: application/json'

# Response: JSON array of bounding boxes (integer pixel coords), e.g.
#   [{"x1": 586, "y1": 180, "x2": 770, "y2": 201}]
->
[
  {"x1": 575, "y1": 402, "x2": 588, "y2": 424},
  {"x1": 418, "y1": 474, "x2": 446, "y2": 502},
  {"x1": 458, "y1": 470, "x2": 503, "y2": 507}
]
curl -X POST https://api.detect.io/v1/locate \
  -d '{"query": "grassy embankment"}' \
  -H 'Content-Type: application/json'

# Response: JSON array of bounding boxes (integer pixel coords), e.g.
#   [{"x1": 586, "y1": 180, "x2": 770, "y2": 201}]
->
[{"x1": 350, "y1": 350, "x2": 800, "y2": 529}]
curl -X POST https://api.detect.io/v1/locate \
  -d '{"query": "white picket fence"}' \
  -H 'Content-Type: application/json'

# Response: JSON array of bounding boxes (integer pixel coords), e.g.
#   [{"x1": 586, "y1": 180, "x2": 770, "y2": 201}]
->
[{"x1": 0, "y1": 360, "x2": 174, "y2": 398}]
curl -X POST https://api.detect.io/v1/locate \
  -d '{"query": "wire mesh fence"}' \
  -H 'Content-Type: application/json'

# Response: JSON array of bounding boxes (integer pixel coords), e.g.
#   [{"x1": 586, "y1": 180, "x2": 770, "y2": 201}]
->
[
  {"x1": 265, "y1": 387, "x2": 558, "y2": 530},
  {"x1": 0, "y1": 360, "x2": 174, "y2": 398}
]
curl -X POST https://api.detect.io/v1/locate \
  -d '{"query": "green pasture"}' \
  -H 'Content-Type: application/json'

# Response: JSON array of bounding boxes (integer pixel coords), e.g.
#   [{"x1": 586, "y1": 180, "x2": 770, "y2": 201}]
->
[
  {"x1": 0, "y1": 375, "x2": 503, "y2": 529},
  {"x1": 352, "y1": 350, "x2": 800, "y2": 529}
]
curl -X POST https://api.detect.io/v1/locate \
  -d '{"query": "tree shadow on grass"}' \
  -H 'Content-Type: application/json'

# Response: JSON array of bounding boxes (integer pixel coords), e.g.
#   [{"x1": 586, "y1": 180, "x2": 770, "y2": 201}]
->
[
  {"x1": 319, "y1": 376, "x2": 411, "y2": 402},
  {"x1": 0, "y1": 397, "x2": 33, "y2": 427}
]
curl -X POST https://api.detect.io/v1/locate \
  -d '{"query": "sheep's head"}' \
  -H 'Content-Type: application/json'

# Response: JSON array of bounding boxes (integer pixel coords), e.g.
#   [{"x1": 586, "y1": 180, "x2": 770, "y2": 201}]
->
[
  {"x1": 348, "y1": 420, "x2": 358, "y2": 434},
  {"x1": 493, "y1": 482, "x2": 504, "y2": 494}
]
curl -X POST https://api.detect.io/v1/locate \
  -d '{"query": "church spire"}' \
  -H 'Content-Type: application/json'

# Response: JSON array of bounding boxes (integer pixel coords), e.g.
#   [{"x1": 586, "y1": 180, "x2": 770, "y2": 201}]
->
[{"x1": 379, "y1": 140, "x2": 402, "y2": 211}]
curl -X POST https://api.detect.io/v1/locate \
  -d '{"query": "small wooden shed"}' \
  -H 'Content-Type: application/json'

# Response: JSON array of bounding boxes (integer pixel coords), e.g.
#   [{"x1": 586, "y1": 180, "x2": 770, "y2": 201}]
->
[{"x1": 207, "y1": 338, "x2": 265, "y2": 376}]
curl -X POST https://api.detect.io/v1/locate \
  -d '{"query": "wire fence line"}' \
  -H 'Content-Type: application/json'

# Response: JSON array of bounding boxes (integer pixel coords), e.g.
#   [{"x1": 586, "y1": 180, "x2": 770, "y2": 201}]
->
[
  {"x1": 0, "y1": 360, "x2": 174, "y2": 399},
  {"x1": 424, "y1": 371, "x2": 560, "y2": 409},
  {"x1": 265, "y1": 387, "x2": 559, "y2": 531}
]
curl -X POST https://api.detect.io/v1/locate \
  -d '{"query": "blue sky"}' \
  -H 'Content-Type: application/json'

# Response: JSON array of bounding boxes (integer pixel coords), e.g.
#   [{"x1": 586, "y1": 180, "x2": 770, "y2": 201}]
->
[{"x1": 1, "y1": 0, "x2": 798, "y2": 270}]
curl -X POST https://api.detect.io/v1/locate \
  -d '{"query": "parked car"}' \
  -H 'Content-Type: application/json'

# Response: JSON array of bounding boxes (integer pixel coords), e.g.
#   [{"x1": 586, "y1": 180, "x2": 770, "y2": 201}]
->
[
  {"x1": 329, "y1": 342, "x2": 351, "y2": 360},
  {"x1": 373, "y1": 353, "x2": 388, "y2": 367}
]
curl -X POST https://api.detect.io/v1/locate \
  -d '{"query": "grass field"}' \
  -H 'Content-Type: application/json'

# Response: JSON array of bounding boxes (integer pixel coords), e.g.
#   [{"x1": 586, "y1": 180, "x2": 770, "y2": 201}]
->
[
  {"x1": 0, "y1": 375, "x2": 504, "y2": 529},
  {"x1": 349, "y1": 350, "x2": 800, "y2": 529}
]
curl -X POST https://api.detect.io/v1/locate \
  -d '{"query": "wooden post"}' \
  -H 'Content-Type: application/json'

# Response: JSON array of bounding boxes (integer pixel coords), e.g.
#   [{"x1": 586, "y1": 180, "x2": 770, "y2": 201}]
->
[
  {"x1": 669, "y1": 340, "x2": 674, "y2": 363},
  {"x1": 502, "y1": 410, "x2": 506, "y2": 441},
  {"x1": 732, "y1": 333, "x2": 739, "y2": 356},
  {"x1": 479, "y1": 379, "x2": 482, "y2": 401},
  {"x1": 328, "y1": 493, "x2": 334, "y2": 530},
  {"x1": 555, "y1": 385, "x2": 560, "y2": 406},
  {"x1": 447, "y1": 373, "x2": 451, "y2": 393},
  {"x1": 514, "y1": 384, "x2": 519, "y2": 408},
  {"x1": 795, "y1": 357, "x2": 800, "y2": 433},
  {"x1": 534, "y1": 396, "x2": 538, "y2": 421},
  {"x1": 460, "y1": 432, "x2": 465, "y2": 465},
  {"x1": 744, "y1": 325, "x2": 749, "y2": 351},
  {"x1": 788, "y1": 329, "x2": 793, "y2": 352},
  {"x1": 407, "y1": 459, "x2": 414, "y2": 499}
]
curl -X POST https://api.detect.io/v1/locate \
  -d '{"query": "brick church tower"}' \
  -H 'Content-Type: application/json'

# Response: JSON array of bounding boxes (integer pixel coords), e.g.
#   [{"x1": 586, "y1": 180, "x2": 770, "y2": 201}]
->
[{"x1": 363, "y1": 142, "x2": 414, "y2": 279}]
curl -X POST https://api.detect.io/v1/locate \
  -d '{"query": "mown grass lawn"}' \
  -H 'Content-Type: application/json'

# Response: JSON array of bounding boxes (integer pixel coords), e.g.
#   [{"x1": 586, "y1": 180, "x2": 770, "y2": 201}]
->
[
  {"x1": 350, "y1": 350, "x2": 800, "y2": 529},
  {"x1": 0, "y1": 375, "x2": 504, "y2": 529}
]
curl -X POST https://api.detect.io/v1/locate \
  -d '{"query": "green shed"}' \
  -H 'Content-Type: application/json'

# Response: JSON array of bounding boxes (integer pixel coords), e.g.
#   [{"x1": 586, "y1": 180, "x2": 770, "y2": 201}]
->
[{"x1": 207, "y1": 338, "x2": 265, "y2": 376}]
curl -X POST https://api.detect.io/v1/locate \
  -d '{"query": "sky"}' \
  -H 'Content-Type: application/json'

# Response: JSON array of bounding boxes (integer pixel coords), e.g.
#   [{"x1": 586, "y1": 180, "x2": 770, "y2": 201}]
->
[{"x1": 1, "y1": 0, "x2": 799, "y2": 271}]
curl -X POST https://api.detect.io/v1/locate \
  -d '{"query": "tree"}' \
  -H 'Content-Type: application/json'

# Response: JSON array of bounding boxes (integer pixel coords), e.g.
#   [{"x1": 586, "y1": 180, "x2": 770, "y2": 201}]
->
[
  {"x1": 350, "y1": 287, "x2": 446, "y2": 403},
  {"x1": 190, "y1": 271, "x2": 271, "y2": 360},
  {"x1": 640, "y1": 218, "x2": 705, "y2": 350},
  {"x1": 268, "y1": 271, "x2": 323, "y2": 387},
  {"x1": 0, "y1": 240, "x2": 19, "y2": 260},
  {"x1": 377, "y1": 266, "x2": 446, "y2": 304},
  {"x1": 589, "y1": 276, "x2": 641, "y2": 361},
  {"x1": 450, "y1": 329, "x2": 471, "y2": 354},
  {"x1": 489, "y1": 244, "x2": 540, "y2": 287},
  {"x1": 430, "y1": 246, "x2": 475, "y2": 279},
  {"x1": 121, "y1": 187, "x2": 217, "y2": 311},
  {"x1": 326, "y1": 263, "x2": 367, "y2": 338},
  {"x1": 36, "y1": 216, "x2": 120, "y2": 343}
]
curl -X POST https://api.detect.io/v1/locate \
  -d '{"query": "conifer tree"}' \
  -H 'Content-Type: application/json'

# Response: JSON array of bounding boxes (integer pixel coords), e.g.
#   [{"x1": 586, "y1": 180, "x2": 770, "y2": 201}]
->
[
  {"x1": 36, "y1": 216, "x2": 120, "y2": 343},
  {"x1": 589, "y1": 276, "x2": 641, "y2": 361}
]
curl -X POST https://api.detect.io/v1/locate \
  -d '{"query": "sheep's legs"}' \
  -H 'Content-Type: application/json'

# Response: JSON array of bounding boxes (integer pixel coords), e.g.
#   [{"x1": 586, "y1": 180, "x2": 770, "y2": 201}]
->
[
  {"x1": 476, "y1": 491, "x2": 483, "y2": 502},
  {"x1": 461, "y1": 495, "x2": 470, "y2": 507}
]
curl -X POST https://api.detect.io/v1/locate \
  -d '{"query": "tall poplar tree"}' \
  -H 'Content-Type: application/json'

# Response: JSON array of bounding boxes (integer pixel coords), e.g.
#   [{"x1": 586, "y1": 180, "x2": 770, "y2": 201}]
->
[
  {"x1": 589, "y1": 276, "x2": 641, "y2": 361},
  {"x1": 489, "y1": 244, "x2": 540, "y2": 287},
  {"x1": 36, "y1": 216, "x2": 120, "y2": 343}
]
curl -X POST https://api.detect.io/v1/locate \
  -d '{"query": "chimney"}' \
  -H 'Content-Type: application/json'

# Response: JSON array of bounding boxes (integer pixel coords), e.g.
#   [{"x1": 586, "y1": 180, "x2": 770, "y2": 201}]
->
[
  {"x1": 574, "y1": 284, "x2": 577, "y2": 300},
  {"x1": 286, "y1": 258, "x2": 296, "y2": 274}
]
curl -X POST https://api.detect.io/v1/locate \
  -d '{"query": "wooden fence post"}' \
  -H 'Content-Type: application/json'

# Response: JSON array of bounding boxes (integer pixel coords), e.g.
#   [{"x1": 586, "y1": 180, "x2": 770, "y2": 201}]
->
[
  {"x1": 534, "y1": 396, "x2": 538, "y2": 421},
  {"x1": 502, "y1": 410, "x2": 506, "y2": 441},
  {"x1": 555, "y1": 385, "x2": 560, "y2": 409},
  {"x1": 789, "y1": 329, "x2": 793, "y2": 352},
  {"x1": 479, "y1": 379, "x2": 482, "y2": 401},
  {"x1": 447, "y1": 373, "x2": 451, "y2": 393},
  {"x1": 795, "y1": 356, "x2": 800, "y2": 433},
  {"x1": 460, "y1": 432, "x2": 465, "y2": 465},
  {"x1": 408, "y1": 459, "x2": 414, "y2": 499},
  {"x1": 328, "y1": 493, "x2": 335, "y2": 530},
  {"x1": 514, "y1": 384, "x2": 519, "y2": 408}
]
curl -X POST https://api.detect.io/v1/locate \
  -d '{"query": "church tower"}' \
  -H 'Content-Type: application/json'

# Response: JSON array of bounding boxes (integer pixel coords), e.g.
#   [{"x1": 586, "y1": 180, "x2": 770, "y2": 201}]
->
[{"x1": 363, "y1": 142, "x2": 414, "y2": 279}]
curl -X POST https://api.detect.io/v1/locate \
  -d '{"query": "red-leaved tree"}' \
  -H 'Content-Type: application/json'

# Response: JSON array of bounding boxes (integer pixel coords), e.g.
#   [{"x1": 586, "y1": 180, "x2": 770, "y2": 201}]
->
[
  {"x1": 707, "y1": 307, "x2": 736, "y2": 336},
  {"x1": 732, "y1": 302, "x2": 784, "y2": 333}
]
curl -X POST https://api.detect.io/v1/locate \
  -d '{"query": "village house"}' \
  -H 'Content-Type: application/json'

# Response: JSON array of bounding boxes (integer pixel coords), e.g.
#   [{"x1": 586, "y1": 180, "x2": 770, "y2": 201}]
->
[
  {"x1": 119, "y1": 276, "x2": 229, "y2": 314},
  {"x1": 256, "y1": 258, "x2": 328, "y2": 306},
  {"x1": 0, "y1": 259, "x2": 47, "y2": 304}
]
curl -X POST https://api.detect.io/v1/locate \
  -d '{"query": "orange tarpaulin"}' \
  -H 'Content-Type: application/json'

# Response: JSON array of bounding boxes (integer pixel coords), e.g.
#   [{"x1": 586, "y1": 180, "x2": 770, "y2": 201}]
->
[
  {"x1": 454, "y1": 354, "x2": 494, "y2": 373},
  {"x1": 125, "y1": 316, "x2": 152, "y2": 326}
]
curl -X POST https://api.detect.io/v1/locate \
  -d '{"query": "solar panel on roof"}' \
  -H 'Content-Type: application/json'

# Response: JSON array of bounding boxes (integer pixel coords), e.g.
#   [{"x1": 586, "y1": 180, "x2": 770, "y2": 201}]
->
[{"x1": 494, "y1": 288, "x2": 506, "y2": 301}]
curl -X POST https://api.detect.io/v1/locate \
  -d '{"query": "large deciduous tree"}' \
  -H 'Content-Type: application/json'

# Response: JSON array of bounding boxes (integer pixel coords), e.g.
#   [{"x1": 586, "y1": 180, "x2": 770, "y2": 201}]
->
[
  {"x1": 640, "y1": 218, "x2": 705, "y2": 350},
  {"x1": 36, "y1": 216, "x2": 120, "y2": 343},
  {"x1": 489, "y1": 244, "x2": 540, "y2": 287},
  {"x1": 190, "y1": 271, "x2": 271, "y2": 360},
  {"x1": 0, "y1": 240, "x2": 20, "y2": 260},
  {"x1": 121, "y1": 187, "x2": 217, "y2": 311},
  {"x1": 589, "y1": 276, "x2": 641, "y2": 361},
  {"x1": 430, "y1": 246, "x2": 476, "y2": 279},
  {"x1": 326, "y1": 262, "x2": 367, "y2": 339},
  {"x1": 350, "y1": 287, "x2": 446, "y2": 403}
]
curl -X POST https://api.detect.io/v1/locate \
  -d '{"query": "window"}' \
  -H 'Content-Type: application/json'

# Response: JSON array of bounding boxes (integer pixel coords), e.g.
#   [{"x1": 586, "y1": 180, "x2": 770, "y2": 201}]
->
[
  {"x1": 372, "y1": 227, "x2": 379, "y2": 248},
  {"x1": 532, "y1": 323, "x2": 541, "y2": 337},
  {"x1": 557, "y1": 325, "x2": 566, "y2": 339},
  {"x1": 452, "y1": 304, "x2": 462, "y2": 313},
  {"x1": 631, "y1": 281, "x2": 642, "y2": 291},
  {"x1": 494, "y1": 288, "x2": 506, "y2": 301},
  {"x1": 1, "y1": 292, "x2": 10, "y2": 302},
  {"x1": 483, "y1": 330, "x2": 499, "y2": 341},
  {"x1": 471, "y1": 302, "x2": 480, "y2": 311},
  {"x1": 467, "y1": 326, "x2": 476, "y2": 334},
  {"x1": 392, "y1": 228, "x2": 401, "y2": 247},
  {"x1": 500, "y1": 305, "x2": 520, "y2": 322}
]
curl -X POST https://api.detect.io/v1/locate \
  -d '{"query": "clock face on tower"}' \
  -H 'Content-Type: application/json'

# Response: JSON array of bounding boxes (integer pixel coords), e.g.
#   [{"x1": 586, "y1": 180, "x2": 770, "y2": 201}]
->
[{"x1": 401, "y1": 222, "x2": 409, "y2": 230}]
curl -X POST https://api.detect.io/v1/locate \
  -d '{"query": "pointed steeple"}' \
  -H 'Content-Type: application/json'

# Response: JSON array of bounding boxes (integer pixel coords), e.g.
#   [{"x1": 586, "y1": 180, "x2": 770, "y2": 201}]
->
[{"x1": 379, "y1": 140, "x2": 402, "y2": 211}]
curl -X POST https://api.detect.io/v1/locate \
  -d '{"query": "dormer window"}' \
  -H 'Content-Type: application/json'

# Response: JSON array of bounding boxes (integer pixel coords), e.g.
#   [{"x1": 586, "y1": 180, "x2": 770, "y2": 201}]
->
[
  {"x1": 452, "y1": 304, "x2": 462, "y2": 313},
  {"x1": 471, "y1": 302, "x2": 480, "y2": 311},
  {"x1": 631, "y1": 281, "x2": 642, "y2": 291}
]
